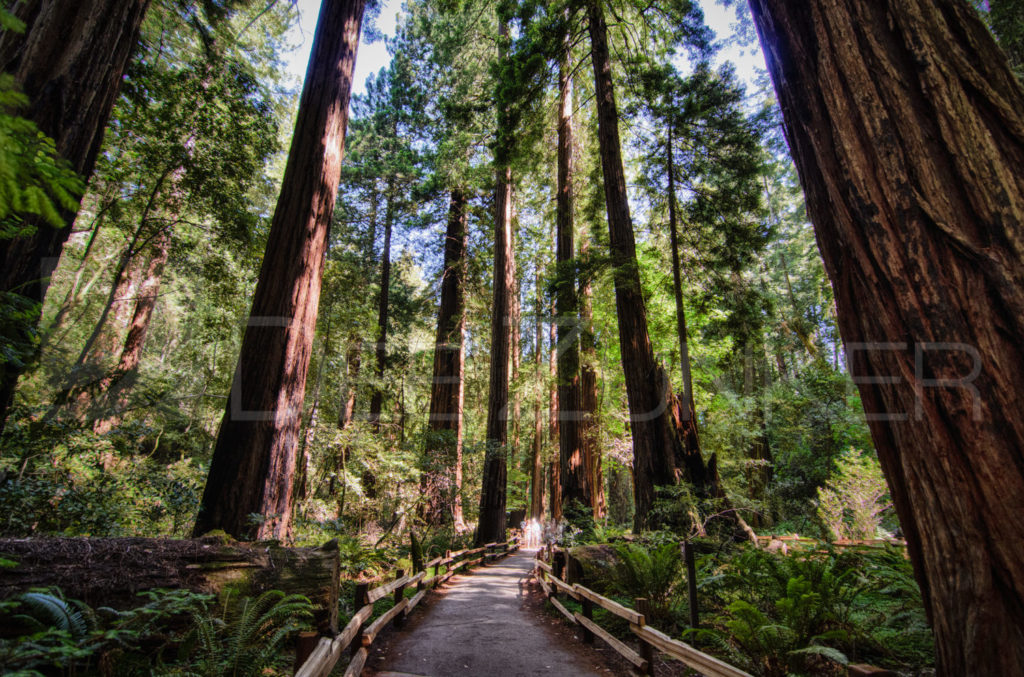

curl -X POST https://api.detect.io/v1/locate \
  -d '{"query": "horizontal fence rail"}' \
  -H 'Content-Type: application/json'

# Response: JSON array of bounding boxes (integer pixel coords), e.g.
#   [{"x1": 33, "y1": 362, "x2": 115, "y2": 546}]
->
[
  {"x1": 295, "y1": 540, "x2": 519, "y2": 677},
  {"x1": 533, "y1": 546, "x2": 752, "y2": 677}
]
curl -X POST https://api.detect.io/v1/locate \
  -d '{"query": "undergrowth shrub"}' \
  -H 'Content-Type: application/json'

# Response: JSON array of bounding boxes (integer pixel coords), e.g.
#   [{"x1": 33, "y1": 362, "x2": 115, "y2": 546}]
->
[
  {"x1": 0, "y1": 586, "x2": 312, "y2": 676},
  {"x1": 691, "y1": 544, "x2": 934, "y2": 675},
  {"x1": 610, "y1": 542, "x2": 682, "y2": 626}
]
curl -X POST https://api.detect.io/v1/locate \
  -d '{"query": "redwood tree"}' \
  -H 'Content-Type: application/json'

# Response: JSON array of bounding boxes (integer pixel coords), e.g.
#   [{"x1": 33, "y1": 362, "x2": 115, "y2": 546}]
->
[
  {"x1": 748, "y1": 0, "x2": 1024, "y2": 672},
  {"x1": 422, "y1": 189, "x2": 468, "y2": 528},
  {"x1": 555, "y1": 47, "x2": 587, "y2": 512},
  {"x1": 476, "y1": 17, "x2": 516, "y2": 546},
  {"x1": 587, "y1": 0, "x2": 697, "y2": 528},
  {"x1": 0, "y1": 0, "x2": 151, "y2": 430},
  {"x1": 476, "y1": 160, "x2": 515, "y2": 545},
  {"x1": 193, "y1": 0, "x2": 367, "y2": 541}
]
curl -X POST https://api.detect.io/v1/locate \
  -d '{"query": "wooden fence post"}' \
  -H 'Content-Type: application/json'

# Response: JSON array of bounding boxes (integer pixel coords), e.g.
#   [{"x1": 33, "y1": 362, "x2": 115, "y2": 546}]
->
[
  {"x1": 635, "y1": 597, "x2": 655, "y2": 676},
  {"x1": 581, "y1": 597, "x2": 594, "y2": 644},
  {"x1": 352, "y1": 582, "x2": 368, "y2": 657},
  {"x1": 393, "y1": 568, "x2": 406, "y2": 629},
  {"x1": 293, "y1": 630, "x2": 318, "y2": 672},
  {"x1": 684, "y1": 540, "x2": 699, "y2": 629}
]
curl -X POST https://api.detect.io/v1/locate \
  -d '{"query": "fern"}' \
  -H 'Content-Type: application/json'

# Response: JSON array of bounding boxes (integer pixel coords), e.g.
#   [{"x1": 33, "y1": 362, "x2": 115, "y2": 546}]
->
[
  {"x1": 11, "y1": 590, "x2": 89, "y2": 639},
  {"x1": 172, "y1": 590, "x2": 313, "y2": 676},
  {"x1": 611, "y1": 542, "x2": 682, "y2": 625}
]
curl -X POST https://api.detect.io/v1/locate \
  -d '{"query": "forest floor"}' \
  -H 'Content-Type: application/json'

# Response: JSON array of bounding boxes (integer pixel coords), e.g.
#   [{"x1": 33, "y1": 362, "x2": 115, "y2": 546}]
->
[{"x1": 363, "y1": 549, "x2": 632, "y2": 676}]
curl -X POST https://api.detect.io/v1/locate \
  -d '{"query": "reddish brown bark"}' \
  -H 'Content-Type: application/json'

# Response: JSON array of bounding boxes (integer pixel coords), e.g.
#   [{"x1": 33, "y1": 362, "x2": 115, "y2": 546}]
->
[
  {"x1": 748, "y1": 1, "x2": 1024, "y2": 672},
  {"x1": 477, "y1": 159, "x2": 515, "y2": 545},
  {"x1": 555, "y1": 50, "x2": 587, "y2": 512},
  {"x1": 92, "y1": 227, "x2": 170, "y2": 433},
  {"x1": 530, "y1": 270, "x2": 545, "y2": 522},
  {"x1": 194, "y1": 0, "x2": 366, "y2": 541},
  {"x1": 422, "y1": 190, "x2": 467, "y2": 528},
  {"x1": 0, "y1": 0, "x2": 150, "y2": 429}
]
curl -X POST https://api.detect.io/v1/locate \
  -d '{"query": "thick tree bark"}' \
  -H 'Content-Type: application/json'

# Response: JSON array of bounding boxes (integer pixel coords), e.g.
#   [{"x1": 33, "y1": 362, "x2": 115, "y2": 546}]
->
[
  {"x1": 555, "y1": 51, "x2": 588, "y2": 512},
  {"x1": 92, "y1": 227, "x2": 171, "y2": 433},
  {"x1": 0, "y1": 0, "x2": 150, "y2": 430},
  {"x1": 748, "y1": 1, "x2": 1024, "y2": 673},
  {"x1": 477, "y1": 160, "x2": 515, "y2": 545},
  {"x1": 423, "y1": 189, "x2": 467, "y2": 528},
  {"x1": 194, "y1": 0, "x2": 366, "y2": 541},
  {"x1": 368, "y1": 183, "x2": 395, "y2": 432}
]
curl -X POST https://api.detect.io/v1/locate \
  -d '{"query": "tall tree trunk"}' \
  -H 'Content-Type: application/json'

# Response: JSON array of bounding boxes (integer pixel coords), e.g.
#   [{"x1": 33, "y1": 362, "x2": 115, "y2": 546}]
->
[
  {"x1": 476, "y1": 17, "x2": 515, "y2": 547},
  {"x1": 423, "y1": 189, "x2": 467, "y2": 528},
  {"x1": 193, "y1": 0, "x2": 366, "y2": 541},
  {"x1": 748, "y1": 1, "x2": 1024, "y2": 672},
  {"x1": 0, "y1": 0, "x2": 151, "y2": 431},
  {"x1": 530, "y1": 269, "x2": 545, "y2": 522},
  {"x1": 368, "y1": 183, "x2": 394, "y2": 433},
  {"x1": 587, "y1": 1, "x2": 674, "y2": 529},
  {"x1": 588, "y1": 1, "x2": 731, "y2": 531},
  {"x1": 665, "y1": 129, "x2": 714, "y2": 492},
  {"x1": 555, "y1": 50, "x2": 587, "y2": 513},
  {"x1": 580, "y1": 236, "x2": 603, "y2": 518},
  {"x1": 92, "y1": 227, "x2": 171, "y2": 433},
  {"x1": 477, "y1": 161, "x2": 514, "y2": 545},
  {"x1": 511, "y1": 240, "x2": 522, "y2": 462}
]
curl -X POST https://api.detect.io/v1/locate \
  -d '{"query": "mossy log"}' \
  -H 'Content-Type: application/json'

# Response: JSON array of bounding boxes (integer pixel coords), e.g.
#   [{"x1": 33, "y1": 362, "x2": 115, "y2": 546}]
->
[{"x1": 0, "y1": 535, "x2": 340, "y2": 634}]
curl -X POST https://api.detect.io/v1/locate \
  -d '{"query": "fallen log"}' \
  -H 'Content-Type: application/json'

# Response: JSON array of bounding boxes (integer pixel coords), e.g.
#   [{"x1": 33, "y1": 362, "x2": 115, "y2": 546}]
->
[{"x1": 0, "y1": 535, "x2": 340, "y2": 634}]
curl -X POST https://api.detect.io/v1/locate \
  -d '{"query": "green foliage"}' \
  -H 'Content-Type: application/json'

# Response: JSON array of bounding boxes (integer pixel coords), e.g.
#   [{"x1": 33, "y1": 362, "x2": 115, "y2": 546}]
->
[
  {"x1": 0, "y1": 586, "x2": 310, "y2": 676},
  {"x1": 0, "y1": 73, "x2": 85, "y2": 235},
  {"x1": 610, "y1": 542, "x2": 682, "y2": 625},
  {"x1": 0, "y1": 418, "x2": 204, "y2": 537},
  {"x1": 178, "y1": 590, "x2": 313, "y2": 676},
  {"x1": 817, "y1": 448, "x2": 892, "y2": 541},
  {"x1": 693, "y1": 545, "x2": 933, "y2": 673}
]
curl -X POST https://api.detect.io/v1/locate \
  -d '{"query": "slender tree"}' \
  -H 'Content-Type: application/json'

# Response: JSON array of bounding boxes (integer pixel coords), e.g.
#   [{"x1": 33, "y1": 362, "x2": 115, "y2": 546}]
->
[
  {"x1": 194, "y1": 0, "x2": 367, "y2": 541},
  {"x1": 748, "y1": 1, "x2": 1024, "y2": 672},
  {"x1": 554, "y1": 43, "x2": 587, "y2": 513},
  {"x1": 368, "y1": 178, "x2": 394, "y2": 432},
  {"x1": 579, "y1": 234, "x2": 603, "y2": 518},
  {"x1": 92, "y1": 228, "x2": 171, "y2": 433},
  {"x1": 529, "y1": 268, "x2": 545, "y2": 521},
  {"x1": 0, "y1": 0, "x2": 151, "y2": 430}
]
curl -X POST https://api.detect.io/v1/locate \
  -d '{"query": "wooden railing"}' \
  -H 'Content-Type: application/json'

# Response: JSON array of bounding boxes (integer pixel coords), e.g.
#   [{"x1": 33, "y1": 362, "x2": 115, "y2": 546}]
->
[
  {"x1": 295, "y1": 540, "x2": 519, "y2": 677},
  {"x1": 534, "y1": 547, "x2": 751, "y2": 677}
]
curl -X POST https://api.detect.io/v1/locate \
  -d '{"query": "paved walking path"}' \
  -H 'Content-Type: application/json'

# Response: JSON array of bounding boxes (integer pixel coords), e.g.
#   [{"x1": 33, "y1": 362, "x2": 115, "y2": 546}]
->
[{"x1": 366, "y1": 549, "x2": 605, "y2": 677}]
